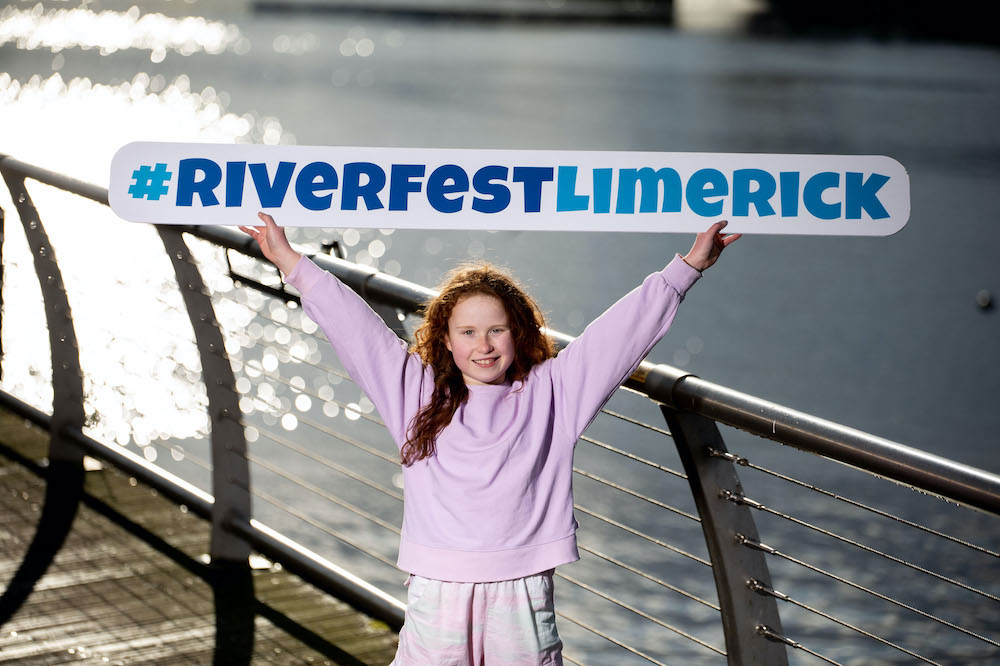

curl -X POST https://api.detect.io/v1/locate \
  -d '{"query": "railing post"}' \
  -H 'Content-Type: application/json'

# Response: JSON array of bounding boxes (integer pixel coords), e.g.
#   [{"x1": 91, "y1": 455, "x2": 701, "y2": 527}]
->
[
  {"x1": 661, "y1": 405, "x2": 789, "y2": 665},
  {"x1": 0, "y1": 174, "x2": 86, "y2": 625},
  {"x1": 158, "y1": 227, "x2": 251, "y2": 565},
  {"x1": 157, "y1": 227, "x2": 254, "y2": 664}
]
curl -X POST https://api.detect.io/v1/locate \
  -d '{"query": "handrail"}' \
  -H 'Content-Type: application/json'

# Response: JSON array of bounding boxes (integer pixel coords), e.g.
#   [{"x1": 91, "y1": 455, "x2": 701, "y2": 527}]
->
[
  {"x1": 2, "y1": 152, "x2": 997, "y2": 516},
  {"x1": 0, "y1": 388, "x2": 408, "y2": 630},
  {"x1": 666, "y1": 376, "x2": 1000, "y2": 516}
]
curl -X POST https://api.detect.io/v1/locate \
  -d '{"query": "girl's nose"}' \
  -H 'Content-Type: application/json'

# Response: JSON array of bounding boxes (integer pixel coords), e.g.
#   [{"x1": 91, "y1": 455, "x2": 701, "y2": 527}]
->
[{"x1": 476, "y1": 336, "x2": 493, "y2": 352}]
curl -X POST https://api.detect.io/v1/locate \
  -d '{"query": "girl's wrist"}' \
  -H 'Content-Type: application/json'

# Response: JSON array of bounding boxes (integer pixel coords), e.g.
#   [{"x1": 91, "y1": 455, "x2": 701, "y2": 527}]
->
[
  {"x1": 681, "y1": 254, "x2": 705, "y2": 272},
  {"x1": 278, "y1": 251, "x2": 302, "y2": 276}
]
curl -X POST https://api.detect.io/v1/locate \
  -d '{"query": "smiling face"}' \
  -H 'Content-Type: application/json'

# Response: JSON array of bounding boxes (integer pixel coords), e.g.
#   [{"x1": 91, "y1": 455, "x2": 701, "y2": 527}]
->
[{"x1": 445, "y1": 293, "x2": 516, "y2": 386}]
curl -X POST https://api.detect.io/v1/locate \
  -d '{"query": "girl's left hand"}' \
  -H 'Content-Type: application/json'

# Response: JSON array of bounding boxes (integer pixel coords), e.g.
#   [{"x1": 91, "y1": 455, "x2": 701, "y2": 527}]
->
[{"x1": 682, "y1": 220, "x2": 741, "y2": 272}]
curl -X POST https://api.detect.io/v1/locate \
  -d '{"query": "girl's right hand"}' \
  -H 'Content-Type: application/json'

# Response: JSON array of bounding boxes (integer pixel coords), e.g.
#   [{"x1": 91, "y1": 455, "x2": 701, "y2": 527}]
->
[
  {"x1": 682, "y1": 220, "x2": 740, "y2": 272},
  {"x1": 239, "y1": 212, "x2": 302, "y2": 276}
]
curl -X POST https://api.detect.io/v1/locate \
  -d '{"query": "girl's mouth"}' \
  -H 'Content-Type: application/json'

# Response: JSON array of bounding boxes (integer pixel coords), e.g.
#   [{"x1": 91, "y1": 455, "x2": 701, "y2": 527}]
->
[{"x1": 473, "y1": 358, "x2": 497, "y2": 368}]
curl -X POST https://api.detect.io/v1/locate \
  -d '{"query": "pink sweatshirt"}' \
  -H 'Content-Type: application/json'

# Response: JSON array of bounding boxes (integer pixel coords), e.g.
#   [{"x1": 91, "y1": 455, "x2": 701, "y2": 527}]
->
[{"x1": 284, "y1": 254, "x2": 701, "y2": 583}]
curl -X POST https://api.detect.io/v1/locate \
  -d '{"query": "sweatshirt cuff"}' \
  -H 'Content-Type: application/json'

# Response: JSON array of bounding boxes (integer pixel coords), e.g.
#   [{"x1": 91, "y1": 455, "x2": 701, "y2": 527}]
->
[
  {"x1": 661, "y1": 253, "x2": 702, "y2": 295},
  {"x1": 283, "y1": 255, "x2": 325, "y2": 297}
]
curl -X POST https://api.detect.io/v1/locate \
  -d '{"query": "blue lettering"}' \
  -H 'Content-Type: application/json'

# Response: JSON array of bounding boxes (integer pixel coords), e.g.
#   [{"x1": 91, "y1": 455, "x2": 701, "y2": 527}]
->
[
  {"x1": 249, "y1": 161, "x2": 295, "y2": 208},
  {"x1": 733, "y1": 168, "x2": 776, "y2": 217},
  {"x1": 803, "y1": 172, "x2": 841, "y2": 220},
  {"x1": 513, "y1": 167, "x2": 554, "y2": 213},
  {"x1": 427, "y1": 165, "x2": 468, "y2": 214},
  {"x1": 617, "y1": 168, "x2": 681, "y2": 214},
  {"x1": 295, "y1": 162, "x2": 339, "y2": 212},
  {"x1": 176, "y1": 158, "x2": 221, "y2": 207},
  {"x1": 593, "y1": 168, "x2": 612, "y2": 214},
  {"x1": 225, "y1": 161, "x2": 245, "y2": 207},
  {"x1": 780, "y1": 172, "x2": 799, "y2": 217},
  {"x1": 556, "y1": 166, "x2": 589, "y2": 212},
  {"x1": 685, "y1": 169, "x2": 727, "y2": 217},
  {"x1": 342, "y1": 162, "x2": 386, "y2": 211},
  {"x1": 389, "y1": 164, "x2": 425, "y2": 211},
  {"x1": 846, "y1": 172, "x2": 890, "y2": 220},
  {"x1": 471, "y1": 165, "x2": 510, "y2": 214}
]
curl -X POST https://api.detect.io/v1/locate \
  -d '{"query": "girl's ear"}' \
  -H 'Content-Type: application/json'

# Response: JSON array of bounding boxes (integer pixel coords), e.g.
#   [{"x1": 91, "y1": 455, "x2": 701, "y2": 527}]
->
[{"x1": 444, "y1": 329, "x2": 452, "y2": 352}]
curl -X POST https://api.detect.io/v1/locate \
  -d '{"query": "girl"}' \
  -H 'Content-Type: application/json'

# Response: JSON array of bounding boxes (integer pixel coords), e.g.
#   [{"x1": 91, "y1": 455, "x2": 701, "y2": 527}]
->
[{"x1": 240, "y1": 213, "x2": 739, "y2": 665}]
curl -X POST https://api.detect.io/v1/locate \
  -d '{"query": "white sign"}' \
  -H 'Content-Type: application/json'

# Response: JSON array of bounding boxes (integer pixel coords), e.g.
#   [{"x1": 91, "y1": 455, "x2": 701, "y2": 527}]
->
[{"x1": 110, "y1": 142, "x2": 910, "y2": 235}]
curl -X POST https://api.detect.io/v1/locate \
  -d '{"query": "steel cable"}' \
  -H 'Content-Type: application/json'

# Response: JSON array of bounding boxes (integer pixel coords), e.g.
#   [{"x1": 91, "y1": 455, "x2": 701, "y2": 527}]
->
[
  {"x1": 599, "y1": 408, "x2": 672, "y2": 437},
  {"x1": 245, "y1": 450, "x2": 401, "y2": 536},
  {"x1": 557, "y1": 572, "x2": 726, "y2": 657},
  {"x1": 251, "y1": 425, "x2": 402, "y2": 502},
  {"x1": 717, "y1": 449, "x2": 1000, "y2": 559},
  {"x1": 722, "y1": 489, "x2": 1000, "y2": 603},
  {"x1": 555, "y1": 610, "x2": 670, "y2": 666},
  {"x1": 737, "y1": 534, "x2": 1000, "y2": 649},
  {"x1": 573, "y1": 467, "x2": 699, "y2": 523},
  {"x1": 577, "y1": 434, "x2": 685, "y2": 479},
  {"x1": 242, "y1": 381, "x2": 397, "y2": 465},
  {"x1": 576, "y1": 543, "x2": 720, "y2": 611},
  {"x1": 749, "y1": 579, "x2": 941, "y2": 665},
  {"x1": 250, "y1": 484, "x2": 398, "y2": 569},
  {"x1": 241, "y1": 355, "x2": 387, "y2": 431},
  {"x1": 756, "y1": 626, "x2": 844, "y2": 666},
  {"x1": 574, "y1": 505, "x2": 711, "y2": 567}
]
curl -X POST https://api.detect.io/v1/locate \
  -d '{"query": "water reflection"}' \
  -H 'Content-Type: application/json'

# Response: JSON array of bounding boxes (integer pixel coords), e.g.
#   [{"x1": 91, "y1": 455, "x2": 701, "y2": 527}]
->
[
  {"x1": 0, "y1": 64, "x2": 291, "y2": 456},
  {"x1": 0, "y1": 5, "x2": 247, "y2": 57}
]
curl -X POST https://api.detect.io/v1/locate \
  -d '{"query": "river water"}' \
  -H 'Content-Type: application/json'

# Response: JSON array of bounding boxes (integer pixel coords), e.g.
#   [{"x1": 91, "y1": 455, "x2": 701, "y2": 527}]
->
[{"x1": 2, "y1": 2, "x2": 999, "y2": 664}]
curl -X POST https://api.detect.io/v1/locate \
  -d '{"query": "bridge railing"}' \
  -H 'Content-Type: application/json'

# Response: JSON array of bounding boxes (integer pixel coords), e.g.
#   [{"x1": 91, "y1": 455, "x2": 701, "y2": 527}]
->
[{"x1": 2, "y1": 153, "x2": 998, "y2": 665}]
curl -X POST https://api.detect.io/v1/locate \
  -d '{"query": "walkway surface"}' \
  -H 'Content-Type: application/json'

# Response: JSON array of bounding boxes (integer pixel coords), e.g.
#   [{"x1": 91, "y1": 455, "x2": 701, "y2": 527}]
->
[{"x1": 0, "y1": 406, "x2": 399, "y2": 665}]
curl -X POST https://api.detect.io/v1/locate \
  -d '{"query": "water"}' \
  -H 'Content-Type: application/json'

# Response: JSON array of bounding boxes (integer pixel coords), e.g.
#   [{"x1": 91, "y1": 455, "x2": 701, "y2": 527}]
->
[{"x1": 2, "y1": 2, "x2": 999, "y2": 664}]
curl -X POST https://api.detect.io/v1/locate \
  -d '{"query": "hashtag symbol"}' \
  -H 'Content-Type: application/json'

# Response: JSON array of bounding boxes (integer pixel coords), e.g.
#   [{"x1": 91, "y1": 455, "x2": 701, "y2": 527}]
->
[{"x1": 128, "y1": 163, "x2": 172, "y2": 200}]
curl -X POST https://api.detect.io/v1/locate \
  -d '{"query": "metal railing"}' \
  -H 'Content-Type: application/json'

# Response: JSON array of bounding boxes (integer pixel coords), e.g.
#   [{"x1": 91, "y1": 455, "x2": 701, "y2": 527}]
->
[{"x1": 2, "y1": 153, "x2": 998, "y2": 665}]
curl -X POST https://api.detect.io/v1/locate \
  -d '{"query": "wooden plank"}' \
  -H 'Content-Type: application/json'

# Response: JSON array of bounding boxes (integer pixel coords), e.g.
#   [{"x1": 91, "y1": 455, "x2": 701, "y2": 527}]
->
[{"x1": 0, "y1": 406, "x2": 399, "y2": 664}]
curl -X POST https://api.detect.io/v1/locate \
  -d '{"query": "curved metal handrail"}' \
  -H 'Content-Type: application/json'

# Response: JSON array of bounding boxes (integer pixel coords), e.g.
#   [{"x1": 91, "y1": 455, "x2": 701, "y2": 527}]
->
[{"x1": 0, "y1": 168, "x2": 86, "y2": 626}]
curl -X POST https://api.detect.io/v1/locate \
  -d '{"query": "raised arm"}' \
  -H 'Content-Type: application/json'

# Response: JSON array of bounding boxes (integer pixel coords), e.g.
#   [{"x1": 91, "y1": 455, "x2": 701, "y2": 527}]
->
[
  {"x1": 238, "y1": 213, "x2": 427, "y2": 446},
  {"x1": 549, "y1": 221, "x2": 739, "y2": 440}
]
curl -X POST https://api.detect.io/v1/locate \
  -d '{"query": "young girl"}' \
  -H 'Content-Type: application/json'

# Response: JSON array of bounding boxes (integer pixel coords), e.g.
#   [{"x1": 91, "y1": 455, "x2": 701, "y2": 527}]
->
[{"x1": 240, "y1": 213, "x2": 739, "y2": 665}]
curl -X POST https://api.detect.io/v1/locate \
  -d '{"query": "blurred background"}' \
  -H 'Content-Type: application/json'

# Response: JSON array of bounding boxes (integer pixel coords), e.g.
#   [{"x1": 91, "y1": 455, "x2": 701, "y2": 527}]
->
[{"x1": 2, "y1": 0, "x2": 999, "y2": 663}]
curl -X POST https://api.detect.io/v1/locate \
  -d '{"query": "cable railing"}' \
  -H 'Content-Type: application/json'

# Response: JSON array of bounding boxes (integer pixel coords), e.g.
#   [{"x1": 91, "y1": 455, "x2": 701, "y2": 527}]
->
[{"x1": 2, "y1": 153, "x2": 999, "y2": 664}]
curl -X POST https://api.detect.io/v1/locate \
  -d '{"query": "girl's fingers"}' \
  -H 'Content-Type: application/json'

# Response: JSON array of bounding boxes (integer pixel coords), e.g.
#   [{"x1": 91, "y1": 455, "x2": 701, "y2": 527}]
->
[
  {"x1": 708, "y1": 219, "x2": 728, "y2": 235},
  {"x1": 238, "y1": 225, "x2": 263, "y2": 239}
]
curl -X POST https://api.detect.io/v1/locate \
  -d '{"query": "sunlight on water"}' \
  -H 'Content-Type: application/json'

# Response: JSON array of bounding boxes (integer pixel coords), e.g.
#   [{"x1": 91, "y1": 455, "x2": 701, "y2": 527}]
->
[
  {"x1": 0, "y1": 71, "x2": 272, "y2": 176},
  {"x1": 0, "y1": 5, "x2": 247, "y2": 57},
  {"x1": 0, "y1": 67, "x2": 287, "y2": 454}
]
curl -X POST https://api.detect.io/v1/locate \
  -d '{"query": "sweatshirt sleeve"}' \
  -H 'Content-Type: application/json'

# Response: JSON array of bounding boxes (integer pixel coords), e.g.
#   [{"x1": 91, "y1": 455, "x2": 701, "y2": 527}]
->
[
  {"x1": 283, "y1": 255, "x2": 427, "y2": 447},
  {"x1": 548, "y1": 254, "x2": 701, "y2": 441}
]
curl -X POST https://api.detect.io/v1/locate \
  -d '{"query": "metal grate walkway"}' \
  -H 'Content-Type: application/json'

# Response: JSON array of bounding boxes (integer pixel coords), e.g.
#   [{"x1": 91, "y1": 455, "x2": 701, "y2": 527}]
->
[{"x1": 0, "y1": 406, "x2": 399, "y2": 665}]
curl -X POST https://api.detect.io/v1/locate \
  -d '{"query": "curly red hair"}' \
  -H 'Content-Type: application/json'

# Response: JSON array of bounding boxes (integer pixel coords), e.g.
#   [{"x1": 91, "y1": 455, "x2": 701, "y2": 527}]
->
[{"x1": 402, "y1": 262, "x2": 553, "y2": 466}]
